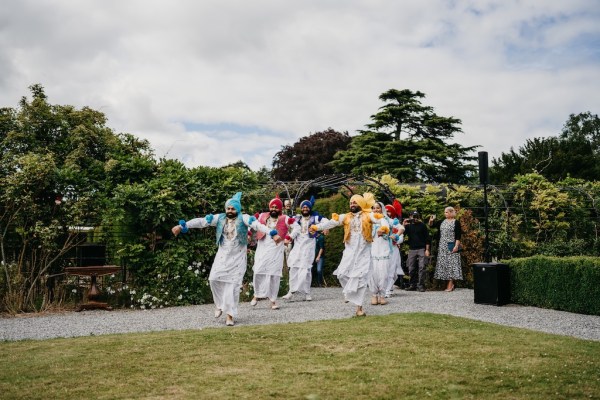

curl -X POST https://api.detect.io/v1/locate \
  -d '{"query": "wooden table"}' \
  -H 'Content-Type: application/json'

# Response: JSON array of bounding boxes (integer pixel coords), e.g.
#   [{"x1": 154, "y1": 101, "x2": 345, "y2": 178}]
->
[{"x1": 65, "y1": 265, "x2": 122, "y2": 311}]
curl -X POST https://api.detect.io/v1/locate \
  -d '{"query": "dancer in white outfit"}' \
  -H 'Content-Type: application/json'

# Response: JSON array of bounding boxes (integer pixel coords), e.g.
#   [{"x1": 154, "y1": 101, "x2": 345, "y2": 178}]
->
[
  {"x1": 311, "y1": 193, "x2": 389, "y2": 317},
  {"x1": 283, "y1": 196, "x2": 327, "y2": 301},
  {"x1": 171, "y1": 192, "x2": 270, "y2": 326},
  {"x1": 250, "y1": 195, "x2": 293, "y2": 310},
  {"x1": 368, "y1": 202, "x2": 393, "y2": 305},
  {"x1": 385, "y1": 200, "x2": 405, "y2": 297}
]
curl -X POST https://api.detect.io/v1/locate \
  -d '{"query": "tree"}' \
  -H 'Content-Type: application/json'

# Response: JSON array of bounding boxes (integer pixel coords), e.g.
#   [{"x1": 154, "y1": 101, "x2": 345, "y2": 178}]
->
[
  {"x1": 491, "y1": 112, "x2": 600, "y2": 183},
  {"x1": 0, "y1": 84, "x2": 155, "y2": 312},
  {"x1": 331, "y1": 89, "x2": 478, "y2": 183},
  {"x1": 271, "y1": 128, "x2": 351, "y2": 181}
]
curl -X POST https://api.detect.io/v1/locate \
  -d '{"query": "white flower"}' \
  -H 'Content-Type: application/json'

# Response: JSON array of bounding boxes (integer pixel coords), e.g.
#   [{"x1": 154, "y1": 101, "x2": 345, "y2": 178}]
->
[
  {"x1": 187, "y1": 266, "x2": 192, "y2": 270},
  {"x1": 194, "y1": 270, "x2": 199, "y2": 275},
  {"x1": 157, "y1": 274, "x2": 162, "y2": 278},
  {"x1": 177, "y1": 294, "x2": 183, "y2": 300},
  {"x1": 110, "y1": 274, "x2": 115, "y2": 278},
  {"x1": 72, "y1": 289, "x2": 77, "y2": 293}
]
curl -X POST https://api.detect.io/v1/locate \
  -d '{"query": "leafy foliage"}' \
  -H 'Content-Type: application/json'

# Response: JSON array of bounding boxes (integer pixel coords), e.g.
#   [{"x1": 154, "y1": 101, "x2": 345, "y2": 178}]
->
[
  {"x1": 331, "y1": 89, "x2": 478, "y2": 183},
  {"x1": 271, "y1": 128, "x2": 351, "y2": 181},
  {"x1": 0, "y1": 84, "x2": 154, "y2": 312},
  {"x1": 508, "y1": 256, "x2": 600, "y2": 315},
  {"x1": 491, "y1": 112, "x2": 600, "y2": 183}
]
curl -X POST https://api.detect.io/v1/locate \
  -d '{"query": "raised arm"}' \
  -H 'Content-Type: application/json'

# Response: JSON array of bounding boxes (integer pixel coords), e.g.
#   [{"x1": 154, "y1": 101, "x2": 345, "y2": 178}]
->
[{"x1": 171, "y1": 214, "x2": 219, "y2": 236}]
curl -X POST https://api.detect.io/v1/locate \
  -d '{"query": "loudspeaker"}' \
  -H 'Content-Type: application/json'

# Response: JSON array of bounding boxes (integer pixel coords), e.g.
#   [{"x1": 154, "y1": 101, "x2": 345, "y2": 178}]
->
[
  {"x1": 473, "y1": 262, "x2": 510, "y2": 306},
  {"x1": 478, "y1": 151, "x2": 489, "y2": 184},
  {"x1": 76, "y1": 243, "x2": 106, "y2": 267}
]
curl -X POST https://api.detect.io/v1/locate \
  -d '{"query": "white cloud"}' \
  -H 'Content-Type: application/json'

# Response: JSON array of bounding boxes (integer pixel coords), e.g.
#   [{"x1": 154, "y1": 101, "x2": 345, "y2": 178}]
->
[{"x1": 1, "y1": 0, "x2": 598, "y2": 170}]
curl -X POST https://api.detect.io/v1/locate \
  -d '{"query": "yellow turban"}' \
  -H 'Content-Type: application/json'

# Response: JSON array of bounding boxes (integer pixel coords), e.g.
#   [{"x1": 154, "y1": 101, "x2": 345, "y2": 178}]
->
[{"x1": 350, "y1": 192, "x2": 376, "y2": 212}]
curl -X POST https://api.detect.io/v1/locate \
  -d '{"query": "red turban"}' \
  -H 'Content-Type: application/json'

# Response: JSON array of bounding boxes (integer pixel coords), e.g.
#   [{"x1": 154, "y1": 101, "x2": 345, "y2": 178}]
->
[{"x1": 269, "y1": 195, "x2": 283, "y2": 211}]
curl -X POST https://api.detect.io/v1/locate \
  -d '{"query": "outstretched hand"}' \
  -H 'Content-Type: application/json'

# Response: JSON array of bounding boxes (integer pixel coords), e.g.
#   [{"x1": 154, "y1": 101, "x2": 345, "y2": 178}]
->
[{"x1": 171, "y1": 225, "x2": 182, "y2": 236}]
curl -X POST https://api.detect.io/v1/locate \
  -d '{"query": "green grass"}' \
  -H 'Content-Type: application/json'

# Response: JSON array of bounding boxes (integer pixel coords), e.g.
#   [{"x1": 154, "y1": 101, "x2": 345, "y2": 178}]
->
[{"x1": 1, "y1": 313, "x2": 599, "y2": 399}]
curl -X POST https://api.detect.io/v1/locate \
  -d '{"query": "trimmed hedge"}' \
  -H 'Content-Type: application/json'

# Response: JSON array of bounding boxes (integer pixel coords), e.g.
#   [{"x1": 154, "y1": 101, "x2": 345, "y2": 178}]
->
[{"x1": 506, "y1": 256, "x2": 600, "y2": 315}]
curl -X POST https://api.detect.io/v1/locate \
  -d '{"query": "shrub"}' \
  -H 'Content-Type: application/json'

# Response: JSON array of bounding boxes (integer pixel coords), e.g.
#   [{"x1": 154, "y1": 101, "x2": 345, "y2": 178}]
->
[{"x1": 507, "y1": 256, "x2": 600, "y2": 315}]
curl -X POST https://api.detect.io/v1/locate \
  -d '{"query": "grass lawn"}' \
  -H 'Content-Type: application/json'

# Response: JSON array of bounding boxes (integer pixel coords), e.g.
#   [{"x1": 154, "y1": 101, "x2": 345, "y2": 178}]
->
[{"x1": 1, "y1": 312, "x2": 598, "y2": 399}]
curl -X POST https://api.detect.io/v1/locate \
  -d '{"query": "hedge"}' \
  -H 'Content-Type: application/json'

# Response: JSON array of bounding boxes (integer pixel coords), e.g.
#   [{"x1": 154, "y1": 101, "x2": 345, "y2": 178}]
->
[{"x1": 506, "y1": 256, "x2": 600, "y2": 315}]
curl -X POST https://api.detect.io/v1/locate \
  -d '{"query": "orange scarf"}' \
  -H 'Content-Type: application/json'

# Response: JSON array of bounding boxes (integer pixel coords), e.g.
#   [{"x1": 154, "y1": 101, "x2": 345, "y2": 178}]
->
[{"x1": 342, "y1": 212, "x2": 373, "y2": 243}]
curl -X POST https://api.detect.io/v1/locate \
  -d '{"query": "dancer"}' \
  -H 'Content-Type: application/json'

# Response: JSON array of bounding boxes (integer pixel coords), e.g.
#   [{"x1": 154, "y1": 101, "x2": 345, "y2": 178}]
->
[
  {"x1": 368, "y1": 201, "x2": 394, "y2": 305},
  {"x1": 171, "y1": 192, "x2": 271, "y2": 326},
  {"x1": 385, "y1": 200, "x2": 405, "y2": 297},
  {"x1": 250, "y1": 195, "x2": 293, "y2": 310},
  {"x1": 311, "y1": 192, "x2": 388, "y2": 317},
  {"x1": 282, "y1": 196, "x2": 328, "y2": 301}
]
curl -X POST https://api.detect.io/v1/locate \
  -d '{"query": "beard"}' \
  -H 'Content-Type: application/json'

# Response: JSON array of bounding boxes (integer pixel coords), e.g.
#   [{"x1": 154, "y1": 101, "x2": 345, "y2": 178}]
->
[
  {"x1": 270, "y1": 210, "x2": 280, "y2": 219},
  {"x1": 301, "y1": 210, "x2": 310, "y2": 217},
  {"x1": 350, "y1": 205, "x2": 361, "y2": 213},
  {"x1": 226, "y1": 211, "x2": 237, "y2": 219}
]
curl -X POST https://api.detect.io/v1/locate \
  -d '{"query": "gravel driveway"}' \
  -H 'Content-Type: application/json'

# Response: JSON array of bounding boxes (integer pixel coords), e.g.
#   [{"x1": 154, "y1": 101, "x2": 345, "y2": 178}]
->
[{"x1": 1, "y1": 287, "x2": 599, "y2": 341}]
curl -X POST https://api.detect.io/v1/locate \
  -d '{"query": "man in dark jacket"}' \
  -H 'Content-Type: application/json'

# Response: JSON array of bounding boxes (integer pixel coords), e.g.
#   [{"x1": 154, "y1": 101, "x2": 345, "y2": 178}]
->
[{"x1": 402, "y1": 211, "x2": 431, "y2": 292}]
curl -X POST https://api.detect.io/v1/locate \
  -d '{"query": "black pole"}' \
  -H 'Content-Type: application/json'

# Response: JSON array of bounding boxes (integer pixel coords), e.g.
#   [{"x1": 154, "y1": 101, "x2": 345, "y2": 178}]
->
[{"x1": 478, "y1": 151, "x2": 491, "y2": 262}]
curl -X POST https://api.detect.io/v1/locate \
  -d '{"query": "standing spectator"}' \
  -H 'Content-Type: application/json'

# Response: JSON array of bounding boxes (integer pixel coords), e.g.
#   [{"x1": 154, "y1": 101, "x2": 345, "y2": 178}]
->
[
  {"x1": 284, "y1": 198, "x2": 294, "y2": 217},
  {"x1": 430, "y1": 207, "x2": 463, "y2": 291},
  {"x1": 403, "y1": 210, "x2": 431, "y2": 292},
  {"x1": 311, "y1": 192, "x2": 388, "y2": 317},
  {"x1": 171, "y1": 192, "x2": 270, "y2": 326},
  {"x1": 282, "y1": 196, "x2": 328, "y2": 301},
  {"x1": 250, "y1": 195, "x2": 293, "y2": 310}
]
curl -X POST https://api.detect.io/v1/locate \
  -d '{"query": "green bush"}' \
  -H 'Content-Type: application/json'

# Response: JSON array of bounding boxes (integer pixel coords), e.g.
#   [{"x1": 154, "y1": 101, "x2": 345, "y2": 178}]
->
[{"x1": 507, "y1": 256, "x2": 600, "y2": 315}]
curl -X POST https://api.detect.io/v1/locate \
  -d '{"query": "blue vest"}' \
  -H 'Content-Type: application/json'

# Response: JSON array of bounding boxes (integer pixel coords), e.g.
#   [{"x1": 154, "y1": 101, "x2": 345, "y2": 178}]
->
[
  {"x1": 295, "y1": 212, "x2": 323, "y2": 238},
  {"x1": 215, "y1": 214, "x2": 248, "y2": 246}
]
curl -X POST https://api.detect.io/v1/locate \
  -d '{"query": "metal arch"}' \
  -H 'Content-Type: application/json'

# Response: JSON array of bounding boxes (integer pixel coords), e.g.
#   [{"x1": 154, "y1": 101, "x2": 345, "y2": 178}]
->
[{"x1": 288, "y1": 174, "x2": 396, "y2": 206}]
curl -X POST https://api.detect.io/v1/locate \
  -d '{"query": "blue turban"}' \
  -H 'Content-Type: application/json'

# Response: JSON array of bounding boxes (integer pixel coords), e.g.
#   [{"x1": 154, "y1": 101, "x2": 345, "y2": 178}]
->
[
  {"x1": 300, "y1": 195, "x2": 315, "y2": 210},
  {"x1": 225, "y1": 192, "x2": 242, "y2": 214}
]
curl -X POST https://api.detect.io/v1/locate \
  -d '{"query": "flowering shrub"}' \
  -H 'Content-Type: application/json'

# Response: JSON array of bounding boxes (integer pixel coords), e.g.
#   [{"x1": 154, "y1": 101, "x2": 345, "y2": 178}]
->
[{"x1": 130, "y1": 261, "x2": 212, "y2": 309}]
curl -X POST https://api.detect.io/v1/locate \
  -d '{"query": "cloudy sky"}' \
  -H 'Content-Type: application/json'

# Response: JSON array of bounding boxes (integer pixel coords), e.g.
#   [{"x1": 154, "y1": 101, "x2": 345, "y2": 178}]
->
[{"x1": 1, "y1": 1, "x2": 599, "y2": 170}]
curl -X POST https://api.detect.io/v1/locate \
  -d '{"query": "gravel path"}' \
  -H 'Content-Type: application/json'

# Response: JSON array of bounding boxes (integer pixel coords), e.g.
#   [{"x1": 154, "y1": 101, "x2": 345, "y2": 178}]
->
[{"x1": 1, "y1": 287, "x2": 599, "y2": 341}]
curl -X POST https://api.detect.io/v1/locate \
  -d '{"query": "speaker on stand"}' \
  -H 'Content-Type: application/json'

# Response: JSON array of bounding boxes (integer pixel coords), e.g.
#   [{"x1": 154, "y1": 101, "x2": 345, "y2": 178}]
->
[{"x1": 472, "y1": 152, "x2": 511, "y2": 305}]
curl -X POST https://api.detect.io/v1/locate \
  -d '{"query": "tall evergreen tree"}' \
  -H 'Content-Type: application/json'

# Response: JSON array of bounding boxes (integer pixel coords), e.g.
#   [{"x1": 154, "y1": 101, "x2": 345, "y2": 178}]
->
[{"x1": 331, "y1": 89, "x2": 478, "y2": 183}]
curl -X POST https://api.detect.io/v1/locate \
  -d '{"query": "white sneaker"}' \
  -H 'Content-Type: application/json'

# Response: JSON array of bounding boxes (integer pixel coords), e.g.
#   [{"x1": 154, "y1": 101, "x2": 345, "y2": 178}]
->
[
  {"x1": 226, "y1": 317, "x2": 234, "y2": 326},
  {"x1": 305, "y1": 295, "x2": 312, "y2": 301},
  {"x1": 271, "y1": 303, "x2": 280, "y2": 310},
  {"x1": 214, "y1": 309, "x2": 222, "y2": 318},
  {"x1": 282, "y1": 292, "x2": 293, "y2": 300},
  {"x1": 250, "y1": 298, "x2": 258, "y2": 306}
]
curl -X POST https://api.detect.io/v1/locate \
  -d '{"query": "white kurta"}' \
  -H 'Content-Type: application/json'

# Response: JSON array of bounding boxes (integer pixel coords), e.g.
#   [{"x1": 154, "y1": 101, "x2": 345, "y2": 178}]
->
[
  {"x1": 287, "y1": 216, "x2": 329, "y2": 295},
  {"x1": 369, "y1": 222, "x2": 391, "y2": 297},
  {"x1": 186, "y1": 214, "x2": 269, "y2": 317},
  {"x1": 252, "y1": 217, "x2": 289, "y2": 301},
  {"x1": 317, "y1": 212, "x2": 388, "y2": 306},
  {"x1": 387, "y1": 234, "x2": 405, "y2": 294}
]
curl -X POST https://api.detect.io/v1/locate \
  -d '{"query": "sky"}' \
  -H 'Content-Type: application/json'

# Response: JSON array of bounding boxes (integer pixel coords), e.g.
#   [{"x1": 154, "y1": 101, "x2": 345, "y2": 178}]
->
[{"x1": 1, "y1": 1, "x2": 599, "y2": 171}]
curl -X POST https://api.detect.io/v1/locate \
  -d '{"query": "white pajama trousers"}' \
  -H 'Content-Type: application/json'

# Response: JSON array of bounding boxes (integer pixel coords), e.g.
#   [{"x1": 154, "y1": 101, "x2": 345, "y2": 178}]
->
[{"x1": 210, "y1": 280, "x2": 240, "y2": 318}]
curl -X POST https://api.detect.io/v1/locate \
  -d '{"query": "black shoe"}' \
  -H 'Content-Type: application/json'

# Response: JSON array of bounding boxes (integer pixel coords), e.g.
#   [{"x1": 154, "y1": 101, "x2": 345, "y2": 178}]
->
[
  {"x1": 418, "y1": 287, "x2": 426, "y2": 292},
  {"x1": 405, "y1": 286, "x2": 417, "y2": 291}
]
